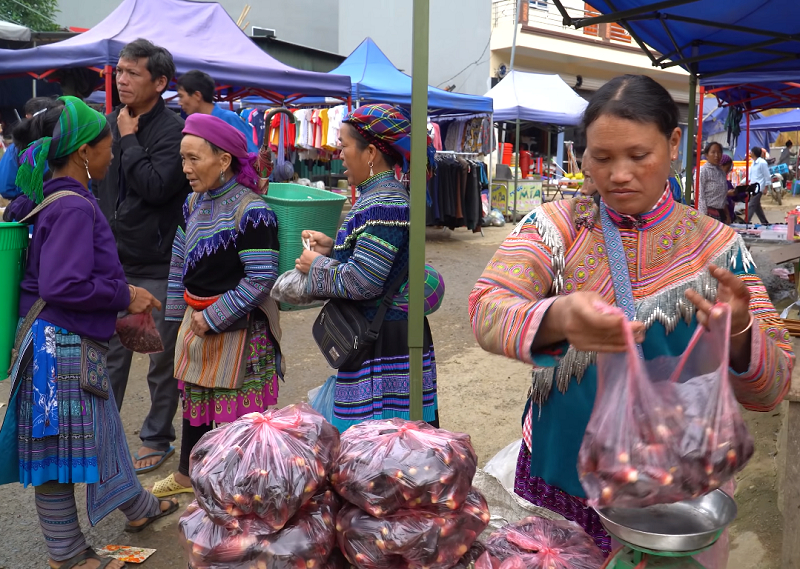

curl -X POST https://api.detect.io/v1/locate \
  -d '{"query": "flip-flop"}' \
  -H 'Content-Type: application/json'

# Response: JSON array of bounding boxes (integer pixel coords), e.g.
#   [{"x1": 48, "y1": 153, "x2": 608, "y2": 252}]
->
[
  {"x1": 151, "y1": 473, "x2": 194, "y2": 498},
  {"x1": 50, "y1": 548, "x2": 125, "y2": 568},
  {"x1": 124, "y1": 497, "x2": 179, "y2": 533},
  {"x1": 133, "y1": 445, "x2": 175, "y2": 474}
]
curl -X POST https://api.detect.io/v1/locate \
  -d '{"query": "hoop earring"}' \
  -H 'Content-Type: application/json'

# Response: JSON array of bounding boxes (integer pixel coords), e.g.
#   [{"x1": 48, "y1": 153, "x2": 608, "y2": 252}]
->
[
  {"x1": 219, "y1": 170, "x2": 225, "y2": 184},
  {"x1": 84, "y1": 159, "x2": 91, "y2": 180},
  {"x1": 368, "y1": 161, "x2": 374, "y2": 177}
]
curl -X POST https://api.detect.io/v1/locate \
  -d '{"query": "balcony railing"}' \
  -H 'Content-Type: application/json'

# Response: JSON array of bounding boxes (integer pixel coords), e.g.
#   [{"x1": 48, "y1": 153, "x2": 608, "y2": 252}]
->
[{"x1": 492, "y1": 0, "x2": 632, "y2": 45}]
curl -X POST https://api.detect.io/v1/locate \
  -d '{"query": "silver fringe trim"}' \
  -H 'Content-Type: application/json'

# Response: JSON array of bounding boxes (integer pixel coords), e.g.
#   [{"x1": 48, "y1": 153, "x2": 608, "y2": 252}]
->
[
  {"x1": 529, "y1": 234, "x2": 754, "y2": 407},
  {"x1": 512, "y1": 207, "x2": 566, "y2": 295}
]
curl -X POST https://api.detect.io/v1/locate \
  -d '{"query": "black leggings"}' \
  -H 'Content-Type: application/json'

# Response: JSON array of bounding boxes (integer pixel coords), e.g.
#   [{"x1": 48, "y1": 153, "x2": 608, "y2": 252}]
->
[{"x1": 178, "y1": 419, "x2": 213, "y2": 476}]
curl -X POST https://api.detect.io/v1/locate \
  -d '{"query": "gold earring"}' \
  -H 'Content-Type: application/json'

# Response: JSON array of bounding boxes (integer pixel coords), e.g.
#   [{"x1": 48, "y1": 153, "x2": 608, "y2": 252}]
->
[
  {"x1": 369, "y1": 161, "x2": 374, "y2": 177},
  {"x1": 84, "y1": 158, "x2": 91, "y2": 180}
]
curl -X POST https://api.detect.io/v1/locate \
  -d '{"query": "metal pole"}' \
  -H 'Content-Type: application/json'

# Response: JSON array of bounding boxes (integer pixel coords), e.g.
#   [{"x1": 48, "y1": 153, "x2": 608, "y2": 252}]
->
[
  {"x1": 693, "y1": 86, "x2": 705, "y2": 208},
  {"x1": 745, "y1": 112, "x2": 751, "y2": 224},
  {"x1": 104, "y1": 65, "x2": 113, "y2": 114},
  {"x1": 32, "y1": 39, "x2": 37, "y2": 98},
  {"x1": 509, "y1": 0, "x2": 523, "y2": 72},
  {"x1": 684, "y1": 71, "x2": 697, "y2": 204},
  {"x1": 408, "y1": 0, "x2": 430, "y2": 421},
  {"x1": 514, "y1": 118, "x2": 520, "y2": 219}
]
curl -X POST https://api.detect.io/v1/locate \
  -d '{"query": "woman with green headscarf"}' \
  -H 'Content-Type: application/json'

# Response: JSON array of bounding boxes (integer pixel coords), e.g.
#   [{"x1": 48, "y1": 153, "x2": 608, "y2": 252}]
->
[{"x1": 1, "y1": 97, "x2": 178, "y2": 569}]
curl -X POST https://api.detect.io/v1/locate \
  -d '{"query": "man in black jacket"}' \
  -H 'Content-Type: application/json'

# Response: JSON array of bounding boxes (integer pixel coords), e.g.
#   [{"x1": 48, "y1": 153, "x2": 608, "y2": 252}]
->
[{"x1": 97, "y1": 38, "x2": 190, "y2": 473}]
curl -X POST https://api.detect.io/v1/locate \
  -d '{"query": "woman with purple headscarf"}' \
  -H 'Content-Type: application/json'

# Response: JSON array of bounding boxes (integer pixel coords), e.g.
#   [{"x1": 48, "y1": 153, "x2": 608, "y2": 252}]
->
[{"x1": 153, "y1": 113, "x2": 284, "y2": 497}]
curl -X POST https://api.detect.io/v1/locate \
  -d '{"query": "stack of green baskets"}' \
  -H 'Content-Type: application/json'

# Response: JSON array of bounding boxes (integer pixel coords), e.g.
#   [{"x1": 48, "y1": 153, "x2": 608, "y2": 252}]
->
[
  {"x1": 264, "y1": 183, "x2": 346, "y2": 311},
  {"x1": 0, "y1": 222, "x2": 29, "y2": 376}
]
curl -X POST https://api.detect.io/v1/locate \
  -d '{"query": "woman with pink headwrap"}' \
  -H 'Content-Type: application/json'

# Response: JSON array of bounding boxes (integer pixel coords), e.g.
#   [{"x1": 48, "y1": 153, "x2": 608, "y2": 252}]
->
[{"x1": 153, "y1": 113, "x2": 284, "y2": 497}]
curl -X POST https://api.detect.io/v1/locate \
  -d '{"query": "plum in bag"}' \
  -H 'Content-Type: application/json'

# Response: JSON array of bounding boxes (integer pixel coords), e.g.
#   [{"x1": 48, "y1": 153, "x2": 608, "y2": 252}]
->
[
  {"x1": 483, "y1": 517, "x2": 605, "y2": 569},
  {"x1": 336, "y1": 488, "x2": 490, "y2": 569},
  {"x1": 578, "y1": 303, "x2": 754, "y2": 508},
  {"x1": 190, "y1": 404, "x2": 340, "y2": 530},
  {"x1": 181, "y1": 489, "x2": 341, "y2": 569},
  {"x1": 115, "y1": 312, "x2": 164, "y2": 353},
  {"x1": 331, "y1": 418, "x2": 478, "y2": 517}
]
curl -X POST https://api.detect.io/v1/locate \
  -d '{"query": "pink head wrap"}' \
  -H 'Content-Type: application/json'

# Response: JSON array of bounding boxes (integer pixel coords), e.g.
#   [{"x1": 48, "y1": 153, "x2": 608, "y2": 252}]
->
[{"x1": 182, "y1": 113, "x2": 261, "y2": 192}]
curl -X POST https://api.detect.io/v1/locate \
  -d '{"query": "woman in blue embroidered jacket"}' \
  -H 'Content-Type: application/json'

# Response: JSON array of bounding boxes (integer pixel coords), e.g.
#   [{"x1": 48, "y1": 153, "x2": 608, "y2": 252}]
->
[
  {"x1": 296, "y1": 104, "x2": 442, "y2": 432},
  {"x1": 153, "y1": 114, "x2": 283, "y2": 497}
]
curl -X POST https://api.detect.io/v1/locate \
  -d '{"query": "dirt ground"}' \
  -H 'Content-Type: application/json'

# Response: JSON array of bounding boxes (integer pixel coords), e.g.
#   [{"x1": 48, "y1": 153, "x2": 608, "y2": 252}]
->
[{"x1": 0, "y1": 193, "x2": 797, "y2": 568}]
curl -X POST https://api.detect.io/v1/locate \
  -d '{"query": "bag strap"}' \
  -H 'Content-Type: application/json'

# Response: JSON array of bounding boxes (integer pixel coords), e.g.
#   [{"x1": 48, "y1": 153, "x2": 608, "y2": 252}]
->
[
  {"x1": 19, "y1": 190, "x2": 94, "y2": 224},
  {"x1": 365, "y1": 264, "x2": 410, "y2": 342}
]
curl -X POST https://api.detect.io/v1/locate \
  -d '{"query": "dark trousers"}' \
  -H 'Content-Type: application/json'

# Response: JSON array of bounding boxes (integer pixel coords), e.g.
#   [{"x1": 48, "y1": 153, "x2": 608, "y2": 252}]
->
[
  {"x1": 747, "y1": 192, "x2": 770, "y2": 225},
  {"x1": 107, "y1": 276, "x2": 180, "y2": 452}
]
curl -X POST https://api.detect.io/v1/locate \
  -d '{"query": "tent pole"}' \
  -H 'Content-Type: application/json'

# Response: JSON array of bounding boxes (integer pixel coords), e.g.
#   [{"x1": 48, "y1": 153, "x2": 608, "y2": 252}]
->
[
  {"x1": 685, "y1": 70, "x2": 698, "y2": 204},
  {"x1": 104, "y1": 65, "x2": 113, "y2": 114},
  {"x1": 693, "y1": 85, "x2": 705, "y2": 208},
  {"x1": 745, "y1": 112, "x2": 751, "y2": 224},
  {"x1": 514, "y1": 118, "x2": 520, "y2": 219},
  {"x1": 408, "y1": 0, "x2": 430, "y2": 422}
]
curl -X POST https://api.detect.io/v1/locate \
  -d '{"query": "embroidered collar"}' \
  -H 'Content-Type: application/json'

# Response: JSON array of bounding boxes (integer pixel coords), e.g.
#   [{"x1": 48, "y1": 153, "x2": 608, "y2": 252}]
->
[
  {"x1": 206, "y1": 177, "x2": 238, "y2": 200},
  {"x1": 603, "y1": 184, "x2": 673, "y2": 230},
  {"x1": 357, "y1": 170, "x2": 400, "y2": 194}
]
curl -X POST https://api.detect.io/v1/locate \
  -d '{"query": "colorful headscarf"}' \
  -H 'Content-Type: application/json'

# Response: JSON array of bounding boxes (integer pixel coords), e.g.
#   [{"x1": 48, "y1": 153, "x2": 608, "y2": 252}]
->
[
  {"x1": 343, "y1": 103, "x2": 436, "y2": 176},
  {"x1": 182, "y1": 113, "x2": 261, "y2": 192},
  {"x1": 719, "y1": 154, "x2": 733, "y2": 167},
  {"x1": 15, "y1": 96, "x2": 107, "y2": 204}
]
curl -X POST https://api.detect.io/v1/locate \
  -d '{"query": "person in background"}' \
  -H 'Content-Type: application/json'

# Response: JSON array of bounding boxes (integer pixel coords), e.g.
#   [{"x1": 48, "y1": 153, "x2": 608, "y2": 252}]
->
[
  {"x1": 697, "y1": 141, "x2": 729, "y2": 223},
  {"x1": 151, "y1": 114, "x2": 283, "y2": 497},
  {"x1": 96, "y1": 38, "x2": 191, "y2": 474},
  {"x1": 779, "y1": 140, "x2": 795, "y2": 167},
  {"x1": 176, "y1": 70, "x2": 258, "y2": 154},
  {"x1": 719, "y1": 154, "x2": 738, "y2": 224},
  {"x1": 1, "y1": 96, "x2": 178, "y2": 569},
  {"x1": 0, "y1": 97, "x2": 56, "y2": 200},
  {"x1": 469, "y1": 75, "x2": 793, "y2": 566},
  {"x1": 748, "y1": 146, "x2": 771, "y2": 225},
  {"x1": 295, "y1": 104, "x2": 442, "y2": 432}
]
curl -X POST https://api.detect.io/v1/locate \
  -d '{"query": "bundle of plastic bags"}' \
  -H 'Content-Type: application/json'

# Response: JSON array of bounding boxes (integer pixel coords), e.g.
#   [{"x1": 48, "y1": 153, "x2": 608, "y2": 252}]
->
[
  {"x1": 478, "y1": 517, "x2": 605, "y2": 569},
  {"x1": 336, "y1": 489, "x2": 490, "y2": 569},
  {"x1": 578, "y1": 304, "x2": 754, "y2": 508},
  {"x1": 270, "y1": 259, "x2": 339, "y2": 307},
  {"x1": 190, "y1": 404, "x2": 340, "y2": 530},
  {"x1": 331, "y1": 419, "x2": 479, "y2": 517},
  {"x1": 116, "y1": 312, "x2": 164, "y2": 353},
  {"x1": 181, "y1": 490, "x2": 341, "y2": 569}
]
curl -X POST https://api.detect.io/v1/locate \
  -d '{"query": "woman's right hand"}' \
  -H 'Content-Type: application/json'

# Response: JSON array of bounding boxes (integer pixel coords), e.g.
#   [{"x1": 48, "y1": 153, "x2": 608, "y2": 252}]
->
[
  {"x1": 556, "y1": 292, "x2": 645, "y2": 353},
  {"x1": 302, "y1": 230, "x2": 333, "y2": 256},
  {"x1": 128, "y1": 286, "x2": 162, "y2": 314}
]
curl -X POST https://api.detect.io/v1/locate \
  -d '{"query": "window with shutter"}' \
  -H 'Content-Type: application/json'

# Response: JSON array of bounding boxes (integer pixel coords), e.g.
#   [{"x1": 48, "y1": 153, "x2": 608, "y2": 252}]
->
[{"x1": 583, "y1": 3, "x2": 631, "y2": 43}]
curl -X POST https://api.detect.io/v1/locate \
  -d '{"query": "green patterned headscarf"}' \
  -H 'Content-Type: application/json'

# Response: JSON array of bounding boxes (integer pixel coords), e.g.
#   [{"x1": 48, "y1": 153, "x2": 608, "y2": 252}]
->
[{"x1": 15, "y1": 95, "x2": 107, "y2": 204}]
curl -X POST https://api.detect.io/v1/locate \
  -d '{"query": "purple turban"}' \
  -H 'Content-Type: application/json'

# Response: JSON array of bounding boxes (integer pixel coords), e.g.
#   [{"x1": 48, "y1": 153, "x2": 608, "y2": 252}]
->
[{"x1": 182, "y1": 113, "x2": 261, "y2": 192}]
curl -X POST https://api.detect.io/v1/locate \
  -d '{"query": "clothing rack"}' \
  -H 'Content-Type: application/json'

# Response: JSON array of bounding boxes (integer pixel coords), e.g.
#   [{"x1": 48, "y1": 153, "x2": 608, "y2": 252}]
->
[{"x1": 436, "y1": 151, "x2": 481, "y2": 156}]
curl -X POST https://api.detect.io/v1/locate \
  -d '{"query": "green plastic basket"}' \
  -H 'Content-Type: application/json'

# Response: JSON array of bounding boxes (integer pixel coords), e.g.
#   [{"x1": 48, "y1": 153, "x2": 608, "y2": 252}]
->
[
  {"x1": 0, "y1": 222, "x2": 29, "y2": 377},
  {"x1": 263, "y1": 183, "x2": 346, "y2": 310}
]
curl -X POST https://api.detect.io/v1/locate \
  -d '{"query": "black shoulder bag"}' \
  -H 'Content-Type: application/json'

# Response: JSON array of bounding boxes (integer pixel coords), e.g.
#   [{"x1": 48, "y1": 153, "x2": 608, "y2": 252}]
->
[{"x1": 312, "y1": 265, "x2": 409, "y2": 369}]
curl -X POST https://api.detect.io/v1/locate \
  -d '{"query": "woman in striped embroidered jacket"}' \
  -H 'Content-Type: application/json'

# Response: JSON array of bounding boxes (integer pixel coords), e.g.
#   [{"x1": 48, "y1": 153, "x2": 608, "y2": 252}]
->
[
  {"x1": 296, "y1": 104, "x2": 443, "y2": 432},
  {"x1": 469, "y1": 75, "x2": 793, "y2": 565},
  {"x1": 153, "y1": 113, "x2": 283, "y2": 498}
]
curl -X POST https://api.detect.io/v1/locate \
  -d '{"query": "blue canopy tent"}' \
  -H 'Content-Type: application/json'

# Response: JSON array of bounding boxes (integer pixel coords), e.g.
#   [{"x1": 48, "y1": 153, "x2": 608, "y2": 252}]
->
[
  {"x1": 551, "y1": 0, "x2": 800, "y2": 202},
  {"x1": 701, "y1": 96, "x2": 777, "y2": 160},
  {"x1": 748, "y1": 108, "x2": 800, "y2": 132}
]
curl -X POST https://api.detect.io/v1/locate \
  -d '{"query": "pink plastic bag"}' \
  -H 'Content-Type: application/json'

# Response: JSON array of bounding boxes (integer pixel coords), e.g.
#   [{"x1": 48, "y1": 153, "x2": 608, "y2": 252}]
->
[
  {"x1": 482, "y1": 516, "x2": 605, "y2": 569},
  {"x1": 336, "y1": 488, "x2": 490, "y2": 569},
  {"x1": 180, "y1": 489, "x2": 341, "y2": 569},
  {"x1": 115, "y1": 312, "x2": 164, "y2": 353},
  {"x1": 578, "y1": 303, "x2": 754, "y2": 508},
  {"x1": 190, "y1": 404, "x2": 340, "y2": 531},
  {"x1": 331, "y1": 419, "x2": 478, "y2": 517}
]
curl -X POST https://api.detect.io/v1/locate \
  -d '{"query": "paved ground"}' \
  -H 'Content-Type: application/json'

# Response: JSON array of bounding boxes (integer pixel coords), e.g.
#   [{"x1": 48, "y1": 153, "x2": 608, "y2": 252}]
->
[{"x1": 0, "y1": 195, "x2": 795, "y2": 568}]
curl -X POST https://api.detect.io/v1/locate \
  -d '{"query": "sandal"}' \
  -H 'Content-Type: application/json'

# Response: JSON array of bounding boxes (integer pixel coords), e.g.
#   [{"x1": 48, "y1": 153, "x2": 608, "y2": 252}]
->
[
  {"x1": 50, "y1": 548, "x2": 125, "y2": 568},
  {"x1": 151, "y1": 473, "x2": 194, "y2": 498},
  {"x1": 133, "y1": 446, "x2": 175, "y2": 474},
  {"x1": 124, "y1": 497, "x2": 179, "y2": 533}
]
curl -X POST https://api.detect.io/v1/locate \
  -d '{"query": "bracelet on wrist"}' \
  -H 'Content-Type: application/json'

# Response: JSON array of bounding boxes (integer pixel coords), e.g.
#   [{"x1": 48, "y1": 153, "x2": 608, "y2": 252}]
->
[
  {"x1": 128, "y1": 284, "x2": 137, "y2": 304},
  {"x1": 730, "y1": 313, "x2": 754, "y2": 338}
]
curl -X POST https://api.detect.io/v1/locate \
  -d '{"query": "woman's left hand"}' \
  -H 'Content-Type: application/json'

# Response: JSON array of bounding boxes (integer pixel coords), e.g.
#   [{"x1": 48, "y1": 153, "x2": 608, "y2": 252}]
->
[
  {"x1": 191, "y1": 310, "x2": 211, "y2": 338},
  {"x1": 685, "y1": 264, "x2": 751, "y2": 333},
  {"x1": 295, "y1": 249, "x2": 322, "y2": 274}
]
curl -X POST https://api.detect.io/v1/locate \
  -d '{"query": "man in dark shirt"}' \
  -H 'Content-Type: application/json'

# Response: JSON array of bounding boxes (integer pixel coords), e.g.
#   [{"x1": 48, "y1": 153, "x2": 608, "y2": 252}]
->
[{"x1": 96, "y1": 38, "x2": 191, "y2": 473}]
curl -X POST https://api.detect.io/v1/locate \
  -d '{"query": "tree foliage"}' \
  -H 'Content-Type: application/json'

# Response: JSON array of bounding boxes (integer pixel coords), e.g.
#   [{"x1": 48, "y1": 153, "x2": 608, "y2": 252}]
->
[{"x1": 0, "y1": 0, "x2": 60, "y2": 32}]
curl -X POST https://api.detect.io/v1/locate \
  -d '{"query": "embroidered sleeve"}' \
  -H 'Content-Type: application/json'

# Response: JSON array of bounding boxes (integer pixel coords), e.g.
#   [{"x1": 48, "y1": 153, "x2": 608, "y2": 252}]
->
[
  {"x1": 165, "y1": 224, "x2": 187, "y2": 321},
  {"x1": 468, "y1": 211, "x2": 569, "y2": 365},
  {"x1": 203, "y1": 206, "x2": 279, "y2": 333},
  {"x1": 307, "y1": 226, "x2": 405, "y2": 300},
  {"x1": 728, "y1": 271, "x2": 794, "y2": 412}
]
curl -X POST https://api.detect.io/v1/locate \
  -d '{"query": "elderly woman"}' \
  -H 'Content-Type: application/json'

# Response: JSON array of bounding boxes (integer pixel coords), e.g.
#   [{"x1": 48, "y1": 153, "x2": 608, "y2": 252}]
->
[
  {"x1": 0, "y1": 97, "x2": 178, "y2": 569},
  {"x1": 469, "y1": 75, "x2": 793, "y2": 563},
  {"x1": 698, "y1": 141, "x2": 730, "y2": 222},
  {"x1": 296, "y1": 103, "x2": 442, "y2": 432},
  {"x1": 152, "y1": 114, "x2": 283, "y2": 497}
]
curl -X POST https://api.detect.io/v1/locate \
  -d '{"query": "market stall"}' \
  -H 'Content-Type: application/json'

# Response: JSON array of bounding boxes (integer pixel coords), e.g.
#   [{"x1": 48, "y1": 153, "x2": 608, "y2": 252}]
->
[
  {"x1": 0, "y1": 0, "x2": 352, "y2": 111},
  {"x1": 484, "y1": 70, "x2": 588, "y2": 219}
]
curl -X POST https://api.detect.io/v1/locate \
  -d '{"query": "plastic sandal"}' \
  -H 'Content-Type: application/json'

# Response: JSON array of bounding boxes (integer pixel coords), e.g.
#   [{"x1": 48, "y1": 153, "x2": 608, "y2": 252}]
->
[
  {"x1": 51, "y1": 548, "x2": 125, "y2": 568},
  {"x1": 151, "y1": 473, "x2": 194, "y2": 498},
  {"x1": 133, "y1": 445, "x2": 175, "y2": 474},
  {"x1": 124, "y1": 497, "x2": 179, "y2": 533}
]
